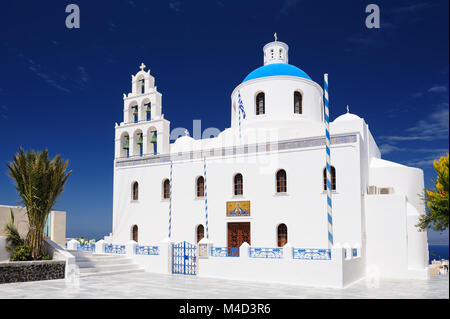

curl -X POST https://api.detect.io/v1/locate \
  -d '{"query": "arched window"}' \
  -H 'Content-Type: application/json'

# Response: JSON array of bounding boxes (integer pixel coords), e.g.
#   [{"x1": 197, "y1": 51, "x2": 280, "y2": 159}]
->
[
  {"x1": 196, "y1": 225, "x2": 204, "y2": 243},
  {"x1": 163, "y1": 179, "x2": 170, "y2": 199},
  {"x1": 256, "y1": 92, "x2": 265, "y2": 115},
  {"x1": 323, "y1": 166, "x2": 336, "y2": 191},
  {"x1": 294, "y1": 91, "x2": 303, "y2": 114},
  {"x1": 276, "y1": 169, "x2": 287, "y2": 193},
  {"x1": 132, "y1": 182, "x2": 139, "y2": 200},
  {"x1": 196, "y1": 176, "x2": 205, "y2": 197},
  {"x1": 277, "y1": 224, "x2": 287, "y2": 247},
  {"x1": 234, "y1": 173, "x2": 243, "y2": 196},
  {"x1": 132, "y1": 225, "x2": 138, "y2": 242}
]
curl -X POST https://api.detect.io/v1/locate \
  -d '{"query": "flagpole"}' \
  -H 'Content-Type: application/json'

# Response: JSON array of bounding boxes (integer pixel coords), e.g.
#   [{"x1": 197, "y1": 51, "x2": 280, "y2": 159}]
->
[
  {"x1": 324, "y1": 74, "x2": 334, "y2": 249},
  {"x1": 203, "y1": 157, "x2": 209, "y2": 239},
  {"x1": 168, "y1": 160, "x2": 173, "y2": 239},
  {"x1": 238, "y1": 91, "x2": 242, "y2": 141}
]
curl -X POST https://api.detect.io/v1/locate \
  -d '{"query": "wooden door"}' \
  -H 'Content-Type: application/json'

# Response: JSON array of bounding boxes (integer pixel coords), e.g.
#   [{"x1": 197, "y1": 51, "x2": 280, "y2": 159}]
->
[{"x1": 227, "y1": 222, "x2": 250, "y2": 248}]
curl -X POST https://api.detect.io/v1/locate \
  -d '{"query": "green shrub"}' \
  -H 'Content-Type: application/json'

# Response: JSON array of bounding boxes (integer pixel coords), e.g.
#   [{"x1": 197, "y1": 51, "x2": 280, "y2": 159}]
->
[
  {"x1": 11, "y1": 245, "x2": 32, "y2": 261},
  {"x1": 40, "y1": 253, "x2": 51, "y2": 260}
]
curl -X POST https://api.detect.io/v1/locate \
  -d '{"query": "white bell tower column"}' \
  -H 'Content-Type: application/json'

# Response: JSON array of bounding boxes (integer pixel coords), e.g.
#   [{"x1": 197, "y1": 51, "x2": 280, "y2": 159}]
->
[{"x1": 114, "y1": 63, "x2": 171, "y2": 159}]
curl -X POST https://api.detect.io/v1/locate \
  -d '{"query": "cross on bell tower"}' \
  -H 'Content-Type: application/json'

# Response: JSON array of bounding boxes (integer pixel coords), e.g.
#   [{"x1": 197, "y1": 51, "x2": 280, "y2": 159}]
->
[{"x1": 140, "y1": 63, "x2": 146, "y2": 71}]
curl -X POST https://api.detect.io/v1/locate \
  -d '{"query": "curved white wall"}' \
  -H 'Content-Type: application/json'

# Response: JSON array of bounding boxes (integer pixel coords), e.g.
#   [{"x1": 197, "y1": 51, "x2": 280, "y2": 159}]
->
[
  {"x1": 231, "y1": 76, "x2": 324, "y2": 130},
  {"x1": 407, "y1": 202, "x2": 429, "y2": 270},
  {"x1": 368, "y1": 159, "x2": 429, "y2": 275},
  {"x1": 369, "y1": 159, "x2": 425, "y2": 213}
]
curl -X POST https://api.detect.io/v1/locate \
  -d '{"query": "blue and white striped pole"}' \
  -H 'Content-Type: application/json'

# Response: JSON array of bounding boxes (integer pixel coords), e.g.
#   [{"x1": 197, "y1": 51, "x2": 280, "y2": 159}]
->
[
  {"x1": 203, "y1": 157, "x2": 209, "y2": 239},
  {"x1": 168, "y1": 161, "x2": 173, "y2": 239},
  {"x1": 324, "y1": 74, "x2": 334, "y2": 249},
  {"x1": 237, "y1": 91, "x2": 242, "y2": 141}
]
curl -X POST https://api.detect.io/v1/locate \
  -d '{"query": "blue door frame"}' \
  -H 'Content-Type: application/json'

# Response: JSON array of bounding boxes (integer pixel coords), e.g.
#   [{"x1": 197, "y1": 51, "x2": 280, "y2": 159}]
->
[{"x1": 172, "y1": 241, "x2": 197, "y2": 275}]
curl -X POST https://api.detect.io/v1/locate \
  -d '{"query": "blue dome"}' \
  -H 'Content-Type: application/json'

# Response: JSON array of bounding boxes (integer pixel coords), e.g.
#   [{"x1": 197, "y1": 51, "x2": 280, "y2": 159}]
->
[{"x1": 243, "y1": 63, "x2": 311, "y2": 83}]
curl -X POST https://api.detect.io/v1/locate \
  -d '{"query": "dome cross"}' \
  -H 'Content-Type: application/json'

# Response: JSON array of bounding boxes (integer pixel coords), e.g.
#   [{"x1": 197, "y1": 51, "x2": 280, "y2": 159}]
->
[{"x1": 139, "y1": 63, "x2": 146, "y2": 71}]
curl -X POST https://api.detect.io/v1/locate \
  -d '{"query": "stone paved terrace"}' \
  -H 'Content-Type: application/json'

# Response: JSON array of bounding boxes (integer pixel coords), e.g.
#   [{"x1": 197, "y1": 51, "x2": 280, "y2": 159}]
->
[{"x1": 0, "y1": 272, "x2": 448, "y2": 299}]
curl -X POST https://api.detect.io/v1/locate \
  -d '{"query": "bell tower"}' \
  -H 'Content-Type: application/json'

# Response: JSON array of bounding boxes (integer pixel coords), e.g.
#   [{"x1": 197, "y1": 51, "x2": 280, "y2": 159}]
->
[{"x1": 114, "y1": 63, "x2": 170, "y2": 159}]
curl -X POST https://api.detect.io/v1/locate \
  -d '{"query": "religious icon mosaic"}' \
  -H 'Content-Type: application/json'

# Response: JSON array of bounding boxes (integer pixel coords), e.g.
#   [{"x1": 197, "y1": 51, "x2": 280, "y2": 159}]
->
[{"x1": 226, "y1": 201, "x2": 250, "y2": 217}]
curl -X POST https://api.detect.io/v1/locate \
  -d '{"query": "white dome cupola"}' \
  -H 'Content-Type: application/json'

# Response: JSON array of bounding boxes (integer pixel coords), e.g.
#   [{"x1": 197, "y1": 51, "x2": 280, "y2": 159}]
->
[
  {"x1": 333, "y1": 106, "x2": 362, "y2": 123},
  {"x1": 263, "y1": 33, "x2": 289, "y2": 65}
]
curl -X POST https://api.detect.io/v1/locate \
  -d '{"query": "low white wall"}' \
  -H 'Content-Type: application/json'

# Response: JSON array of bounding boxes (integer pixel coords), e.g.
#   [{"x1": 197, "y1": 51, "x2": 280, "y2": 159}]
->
[
  {"x1": 87, "y1": 240, "x2": 366, "y2": 288},
  {"x1": 198, "y1": 247, "x2": 364, "y2": 288},
  {"x1": 342, "y1": 254, "x2": 365, "y2": 287},
  {"x1": 198, "y1": 257, "x2": 342, "y2": 288},
  {"x1": 130, "y1": 241, "x2": 171, "y2": 274},
  {"x1": 44, "y1": 238, "x2": 75, "y2": 278},
  {"x1": 132, "y1": 254, "x2": 169, "y2": 274}
]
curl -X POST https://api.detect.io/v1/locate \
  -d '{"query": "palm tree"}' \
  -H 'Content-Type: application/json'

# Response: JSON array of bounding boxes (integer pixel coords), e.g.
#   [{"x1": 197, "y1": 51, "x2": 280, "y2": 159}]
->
[{"x1": 7, "y1": 148, "x2": 71, "y2": 260}]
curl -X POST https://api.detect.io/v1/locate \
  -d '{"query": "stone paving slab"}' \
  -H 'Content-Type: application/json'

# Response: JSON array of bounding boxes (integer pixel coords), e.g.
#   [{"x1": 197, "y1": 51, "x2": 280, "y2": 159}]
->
[{"x1": 0, "y1": 272, "x2": 448, "y2": 299}]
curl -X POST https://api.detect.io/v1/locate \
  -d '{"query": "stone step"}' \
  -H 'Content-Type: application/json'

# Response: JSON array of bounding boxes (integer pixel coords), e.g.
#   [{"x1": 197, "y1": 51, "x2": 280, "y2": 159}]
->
[
  {"x1": 68, "y1": 250, "x2": 129, "y2": 259},
  {"x1": 67, "y1": 249, "x2": 144, "y2": 277},
  {"x1": 76, "y1": 255, "x2": 128, "y2": 262},
  {"x1": 79, "y1": 268, "x2": 145, "y2": 277},
  {"x1": 76, "y1": 258, "x2": 134, "y2": 268},
  {"x1": 67, "y1": 250, "x2": 95, "y2": 257},
  {"x1": 78, "y1": 263, "x2": 142, "y2": 274}
]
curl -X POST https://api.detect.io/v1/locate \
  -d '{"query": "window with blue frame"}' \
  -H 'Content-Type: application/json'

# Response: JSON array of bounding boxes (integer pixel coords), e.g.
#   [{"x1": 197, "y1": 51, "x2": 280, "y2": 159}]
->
[{"x1": 43, "y1": 215, "x2": 51, "y2": 238}]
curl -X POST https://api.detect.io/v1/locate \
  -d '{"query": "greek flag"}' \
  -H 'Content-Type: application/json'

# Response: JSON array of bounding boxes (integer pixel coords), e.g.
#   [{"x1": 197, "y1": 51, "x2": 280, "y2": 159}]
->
[{"x1": 238, "y1": 91, "x2": 246, "y2": 119}]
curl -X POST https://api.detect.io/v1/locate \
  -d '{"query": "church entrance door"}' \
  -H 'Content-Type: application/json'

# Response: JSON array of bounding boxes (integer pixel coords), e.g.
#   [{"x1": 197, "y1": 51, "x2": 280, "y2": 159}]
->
[{"x1": 227, "y1": 222, "x2": 251, "y2": 248}]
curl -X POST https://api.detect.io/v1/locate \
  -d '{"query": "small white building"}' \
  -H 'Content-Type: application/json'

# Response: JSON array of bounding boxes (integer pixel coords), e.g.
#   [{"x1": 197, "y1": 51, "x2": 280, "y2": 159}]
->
[{"x1": 109, "y1": 38, "x2": 429, "y2": 287}]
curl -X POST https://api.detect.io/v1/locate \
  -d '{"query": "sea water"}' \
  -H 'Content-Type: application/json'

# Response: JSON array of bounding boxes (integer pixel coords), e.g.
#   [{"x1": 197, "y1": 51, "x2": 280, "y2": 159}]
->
[{"x1": 428, "y1": 244, "x2": 449, "y2": 262}]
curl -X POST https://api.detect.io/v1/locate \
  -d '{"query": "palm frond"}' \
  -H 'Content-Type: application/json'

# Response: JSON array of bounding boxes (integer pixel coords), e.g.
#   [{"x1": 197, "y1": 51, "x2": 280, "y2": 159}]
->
[{"x1": 4, "y1": 209, "x2": 24, "y2": 248}]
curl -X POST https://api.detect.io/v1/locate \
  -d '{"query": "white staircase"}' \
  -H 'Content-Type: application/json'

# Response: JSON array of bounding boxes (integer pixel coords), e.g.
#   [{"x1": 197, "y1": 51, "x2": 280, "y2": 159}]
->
[{"x1": 67, "y1": 250, "x2": 144, "y2": 276}]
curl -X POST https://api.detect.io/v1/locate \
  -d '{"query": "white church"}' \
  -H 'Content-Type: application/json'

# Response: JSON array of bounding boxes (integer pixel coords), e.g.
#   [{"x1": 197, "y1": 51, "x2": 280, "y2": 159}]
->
[{"x1": 108, "y1": 37, "x2": 430, "y2": 287}]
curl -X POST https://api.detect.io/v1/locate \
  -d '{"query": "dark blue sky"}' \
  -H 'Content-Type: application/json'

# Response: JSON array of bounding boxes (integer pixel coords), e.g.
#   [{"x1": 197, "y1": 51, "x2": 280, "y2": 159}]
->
[{"x1": 0, "y1": 1, "x2": 448, "y2": 243}]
